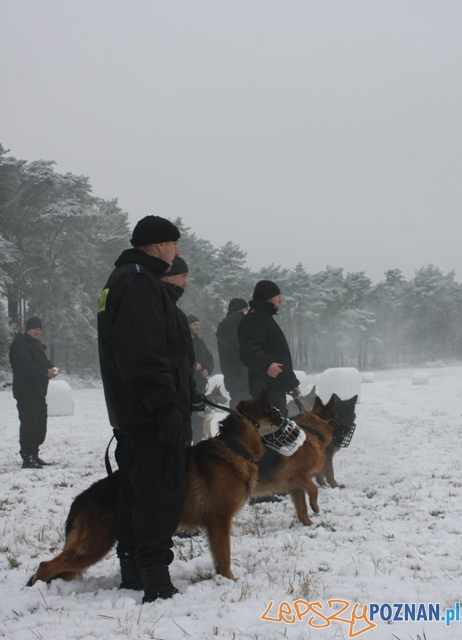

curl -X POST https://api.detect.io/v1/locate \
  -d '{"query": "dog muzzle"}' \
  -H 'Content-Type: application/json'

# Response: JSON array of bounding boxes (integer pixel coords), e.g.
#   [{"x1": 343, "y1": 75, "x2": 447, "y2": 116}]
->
[
  {"x1": 259, "y1": 418, "x2": 306, "y2": 456},
  {"x1": 330, "y1": 420, "x2": 356, "y2": 448}
]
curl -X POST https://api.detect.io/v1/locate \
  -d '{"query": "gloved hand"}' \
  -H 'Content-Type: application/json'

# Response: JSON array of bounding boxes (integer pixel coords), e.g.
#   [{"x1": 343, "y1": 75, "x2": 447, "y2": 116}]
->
[
  {"x1": 191, "y1": 392, "x2": 206, "y2": 412},
  {"x1": 157, "y1": 408, "x2": 184, "y2": 447}
]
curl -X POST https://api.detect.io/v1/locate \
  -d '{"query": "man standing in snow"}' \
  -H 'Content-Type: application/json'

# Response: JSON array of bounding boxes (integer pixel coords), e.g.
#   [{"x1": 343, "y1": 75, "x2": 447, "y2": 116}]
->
[
  {"x1": 187, "y1": 315, "x2": 214, "y2": 443},
  {"x1": 98, "y1": 216, "x2": 189, "y2": 603},
  {"x1": 216, "y1": 298, "x2": 249, "y2": 409},
  {"x1": 238, "y1": 280, "x2": 300, "y2": 417},
  {"x1": 160, "y1": 257, "x2": 197, "y2": 445},
  {"x1": 9, "y1": 317, "x2": 58, "y2": 469}
]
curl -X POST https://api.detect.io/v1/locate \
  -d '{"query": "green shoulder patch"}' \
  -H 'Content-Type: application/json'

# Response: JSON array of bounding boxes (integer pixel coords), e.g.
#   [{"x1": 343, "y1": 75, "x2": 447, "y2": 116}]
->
[{"x1": 98, "y1": 288, "x2": 109, "y2": 313}]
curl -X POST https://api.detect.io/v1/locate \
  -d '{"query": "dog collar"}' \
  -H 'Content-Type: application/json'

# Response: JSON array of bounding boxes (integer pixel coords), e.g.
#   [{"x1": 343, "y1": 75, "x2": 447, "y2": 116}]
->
[{"x1": 216, "y1": 432, "x2": 255, "y2": 462}]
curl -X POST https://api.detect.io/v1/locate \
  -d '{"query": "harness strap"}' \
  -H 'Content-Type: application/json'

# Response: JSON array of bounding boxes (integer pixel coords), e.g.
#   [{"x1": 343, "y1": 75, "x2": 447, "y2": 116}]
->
[
  {"x1": 302, "y1": 426, "x2": 326, "y2": 444},
  {"x1": 203, "y1": 397, "x2": 266, "y2": 430},
  {"x1": 216, "y1": 432, "x2": 255, "y2": 462}
]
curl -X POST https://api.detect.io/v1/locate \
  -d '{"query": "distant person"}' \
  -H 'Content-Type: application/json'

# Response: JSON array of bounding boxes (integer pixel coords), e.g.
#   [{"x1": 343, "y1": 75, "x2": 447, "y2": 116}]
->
[
  {"x1": 216, "y1": 298, "x2": 249, "y2": 409},
  {"x1": 160, "y1": 257, "x2": 196, "y2": 445},
  {"x1": 187, "y1": 315, "x2": 214, "y2": 443},
  {"x1": 238, "y1": 280, "x2": 300, "y2": 417},
  {"x1": 9, "y1": 317, "x2": 59, "y2": 469}
]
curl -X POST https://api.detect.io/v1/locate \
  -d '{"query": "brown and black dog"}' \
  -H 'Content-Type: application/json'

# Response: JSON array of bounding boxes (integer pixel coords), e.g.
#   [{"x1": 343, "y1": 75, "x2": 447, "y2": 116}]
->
[
  {"x1": 287, "y1": 388, "x2": 357, "y2": 490},
  {"x1": 313, "y1": 394, "x2": 357, "y2": 489},
  {"x1": 27, "y1": 393, "x2": 282, "y2": 586},
  {"x1": 245, "y1": 394, "x2": 340, "y2": 526}
]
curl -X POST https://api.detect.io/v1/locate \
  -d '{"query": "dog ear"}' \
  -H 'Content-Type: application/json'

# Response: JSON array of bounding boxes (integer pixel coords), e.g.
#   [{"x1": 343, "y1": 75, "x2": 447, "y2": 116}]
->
[
  {"x1": 312, "y1": 395, "x2": 325, "y2": 411},
  {"x1": 324, "y1": 394, "x2": 337, "y2": 417}
]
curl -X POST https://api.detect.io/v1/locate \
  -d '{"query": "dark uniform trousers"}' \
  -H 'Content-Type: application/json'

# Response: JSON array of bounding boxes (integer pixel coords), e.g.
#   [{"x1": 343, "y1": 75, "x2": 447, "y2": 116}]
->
[
  {"x1": 17, "y1": 396, "x2": 48, "y2": 457},
  {"x1": 114, "y1": 429, "x2": 186, "y2": 569}
]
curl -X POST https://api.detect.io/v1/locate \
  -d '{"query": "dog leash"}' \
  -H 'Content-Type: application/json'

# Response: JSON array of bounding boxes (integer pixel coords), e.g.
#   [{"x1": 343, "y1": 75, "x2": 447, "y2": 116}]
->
[{"x1": 104, "y1": 435, "x2": 115, "y2": 475}]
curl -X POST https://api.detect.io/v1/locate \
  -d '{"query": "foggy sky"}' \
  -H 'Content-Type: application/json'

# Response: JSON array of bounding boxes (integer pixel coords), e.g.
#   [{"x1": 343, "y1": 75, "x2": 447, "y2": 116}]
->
[{"x1": 1, "y1": 1, "x2": 461, "y2": 283}]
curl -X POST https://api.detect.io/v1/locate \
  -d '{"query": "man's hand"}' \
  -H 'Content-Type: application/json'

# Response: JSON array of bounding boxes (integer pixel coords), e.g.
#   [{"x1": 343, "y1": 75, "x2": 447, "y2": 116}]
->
[
  {"x1": 47, "y1": 368, "x2": 59, "y2": 379},
  {"x1": 201, "y1": 369, "x2": 208, "y2": 377},
  {"x1": 267, "y1": 362, "x2": 283, "y2": 378},
  {"x1": 195, "y1": 363, "x2": 202, "y2": 371},
  {"x1": 291, "y1": 386, "x2": 301, "y2": 398},
  {"x1": 157, "y1": 409, "x2": 184, "y2": 447}
]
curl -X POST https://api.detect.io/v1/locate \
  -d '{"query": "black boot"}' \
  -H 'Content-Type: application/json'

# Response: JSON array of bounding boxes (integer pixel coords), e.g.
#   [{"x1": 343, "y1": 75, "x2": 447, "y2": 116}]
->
[
  {"x1": 119, "y1": 556, "x2": 143, "y2": 591},
  {"x1": 34, "y1": 452, "x2": 52, "y2": 467},
  {"x1": 140, "y1": 565, "x2": 178, "y2": 603},
  {"x1": 21, "y1": 455, "x2": 43, "y2": 469}
]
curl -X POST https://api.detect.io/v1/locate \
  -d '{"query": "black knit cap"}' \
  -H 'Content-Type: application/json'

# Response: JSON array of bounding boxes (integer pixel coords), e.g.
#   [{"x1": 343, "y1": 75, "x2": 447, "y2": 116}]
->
[
  {"x1": 166, "y1": 256, "x2": 188, "y2": 276},
  {"x1": 228, "y1": 298, "x2": 248, "y2": 313},
  {"x1": 26, "y1": 317, "x2": 43, "y2": 331},
  {"x1": 130, "y1": 215, "x2": 181, "y2": 247},
  {"x1": 252, "y1": 280, "x2": 281, "y2": 302},
  {"x1": 187, "y1": 314, "x2": 199, "y2": 325}
]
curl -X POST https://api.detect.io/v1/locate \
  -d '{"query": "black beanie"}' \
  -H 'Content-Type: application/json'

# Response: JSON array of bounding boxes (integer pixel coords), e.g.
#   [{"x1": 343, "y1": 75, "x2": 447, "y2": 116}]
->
[
  {"x1": 227, "y1": 298, "x2": 248, "y2": 314},
  {"x1": 130, "y1": 216, "x2": 181, "y2": 247},
  {"x1": 252, "y1": 280, "x2": 281, "y2": 302},
  {"x1": 26, "y1": 317, "x2": 43, "y2": 331},
  {"x1": 187, "y1": 314, "x2": 199, "y2": 325},
  {"x1": 166, "y1": 256, "x2": 188, "y2": 276}
]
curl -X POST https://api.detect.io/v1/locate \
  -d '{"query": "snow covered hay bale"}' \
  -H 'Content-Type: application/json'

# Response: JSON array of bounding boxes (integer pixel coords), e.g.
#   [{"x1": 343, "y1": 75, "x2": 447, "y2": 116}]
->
[
  {"x1": 317, "y1": 367, "x2": 361, "y2": 404},
  {"x1": 411, "y1": 371, "x2": 430, "y2": 385},
  {"x1": 361, "y1": 372, "x2": 375, "y2": 383},
  {"x1": 46, "y1": 379, "x2": 75, "y2": 416}
]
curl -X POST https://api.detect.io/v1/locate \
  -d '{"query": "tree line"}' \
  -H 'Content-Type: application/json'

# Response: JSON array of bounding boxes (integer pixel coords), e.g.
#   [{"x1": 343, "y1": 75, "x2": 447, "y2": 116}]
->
[{"x1": 1, "y1": 144, "x2": 461, "y2": 375}]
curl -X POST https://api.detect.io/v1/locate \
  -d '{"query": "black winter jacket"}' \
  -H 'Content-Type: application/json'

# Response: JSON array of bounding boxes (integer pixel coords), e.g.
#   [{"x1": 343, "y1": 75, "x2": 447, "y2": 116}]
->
[
  {"x1": 238, "y1": 300, "x2": 299, "y2": 397},
  {"x1": 9, "y1": 333, "x2": 52, "y2": 398},
  {"x1": 97, "y1": 249, "x2": 192, "y2": 430},
  {"x1": 162, "y1": 281, "x2": 196, "y2": 424},
  {"x1": 215, "y1": 311, "x2": 248, "y2": 397},
  {"x1": 191, "y1": 336, "x2": 214, "y2": 395}
]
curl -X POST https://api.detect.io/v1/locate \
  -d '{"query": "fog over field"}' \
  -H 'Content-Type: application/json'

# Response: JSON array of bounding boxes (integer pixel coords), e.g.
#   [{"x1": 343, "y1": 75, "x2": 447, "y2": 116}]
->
[{"x1": 1, "y1": 1, "x2": 461, "y2": 282}]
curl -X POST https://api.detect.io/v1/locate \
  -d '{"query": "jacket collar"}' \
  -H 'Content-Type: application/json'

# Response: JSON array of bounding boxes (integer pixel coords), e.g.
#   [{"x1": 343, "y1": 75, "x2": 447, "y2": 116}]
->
[
  {"x1": 114, "y1": 248, "x2": 170, "y2": 276},
  {"x1": 249, "y1": 300, "x2": 277, "y2": 316}
]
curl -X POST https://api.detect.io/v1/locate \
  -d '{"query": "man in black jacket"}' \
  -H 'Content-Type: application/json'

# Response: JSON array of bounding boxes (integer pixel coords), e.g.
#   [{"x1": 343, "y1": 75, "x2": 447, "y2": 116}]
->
[
  {"x1": 187, "y1": 315, "x2": 214, "y2": 443},
  {"x1": 160, "y1": 257, "x2": 196, "y2": 445},
  {"x1": 216, "y1": 298, "x2": 249, "y2": 409},
  {"x1": 9, "y1": 317, "x2": 58, "y2": 469},
  {"x1": 238, "y1": 280, "x2": 300, "y2": 417},
  {"x1": 98, "y1": 216, "x2": 189, "y2": 602}
]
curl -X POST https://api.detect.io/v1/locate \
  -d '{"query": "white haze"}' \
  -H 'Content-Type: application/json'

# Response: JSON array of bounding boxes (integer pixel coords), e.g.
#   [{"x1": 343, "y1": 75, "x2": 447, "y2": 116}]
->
[{"x1": 1, "y1": 1, "x2": 462, "y2": 282}]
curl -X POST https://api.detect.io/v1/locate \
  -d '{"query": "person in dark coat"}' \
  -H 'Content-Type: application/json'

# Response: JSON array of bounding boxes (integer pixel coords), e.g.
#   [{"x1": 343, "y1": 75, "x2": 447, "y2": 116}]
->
[
  {"x1": 160, "y1": 257, "x2": 196, "y2": 445},
  {"x1": 9, "y1": 317, "x2": 58, "y2": 468},
  {"x1": 238, "y1": 280, "x2": 300, "y2": 417},
  {"x1": 216, "y1": 298, "x2": 249, "y2": 409},
  {"x1": 187, "y1": 315, "x2": 214, "y2": 443},
  {"x1": 98, "y1": 215, "x2": 189, "y2": 603}
]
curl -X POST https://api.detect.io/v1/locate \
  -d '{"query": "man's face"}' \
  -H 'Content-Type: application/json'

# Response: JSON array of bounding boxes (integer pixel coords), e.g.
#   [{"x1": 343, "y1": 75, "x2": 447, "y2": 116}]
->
[
  {"x1": 189, "y1": 321, "x2": 200, "y2": 337},
  {"x1": 241, "y1": 307, "x2": 249, "y2": 315},
  {"x1": 268, "y1": 294, "x2": 282, "y2": 310},
  {"x1": 157, "y1": 241, "x2": 180, "y2": 266},
  {"x1": 26, "y1": 328, "x2": 42, "y2": 340},
  {"x1": 163, "y1": 272, "x2": 187, "y2": 289}
]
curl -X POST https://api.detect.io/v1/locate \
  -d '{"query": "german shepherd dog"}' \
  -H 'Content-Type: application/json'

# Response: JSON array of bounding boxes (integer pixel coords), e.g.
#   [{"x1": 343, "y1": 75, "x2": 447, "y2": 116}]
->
[
  {"x1": 27, "y1": 393, "x2": 283, "y2": 587},
  {"x1": 287, "y1": 388, "x2": 357, "y2": 490},
  {"x1": 313, "y1": 394, "x2": 357, "y2": 489},
  {"x1": 244, "y1": 394, "x2": 352, "y2": 525}
]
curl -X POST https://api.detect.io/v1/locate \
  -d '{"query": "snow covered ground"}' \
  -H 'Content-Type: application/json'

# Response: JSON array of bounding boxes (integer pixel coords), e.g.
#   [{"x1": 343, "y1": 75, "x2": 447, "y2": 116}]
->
[{"x1": 0, "y1": 366, "x2": 461, "y2": 640}]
